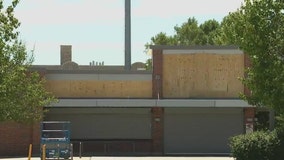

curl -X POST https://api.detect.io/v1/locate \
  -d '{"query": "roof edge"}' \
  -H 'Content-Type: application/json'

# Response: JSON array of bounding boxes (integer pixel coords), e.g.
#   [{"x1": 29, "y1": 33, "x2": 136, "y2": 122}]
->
[{"x1": 149, "y1": 45, "x2": 240, "y2": 50}]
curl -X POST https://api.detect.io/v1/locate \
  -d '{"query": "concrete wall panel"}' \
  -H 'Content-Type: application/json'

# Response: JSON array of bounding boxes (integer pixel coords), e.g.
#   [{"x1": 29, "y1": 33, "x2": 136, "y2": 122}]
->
[
  {"x1": 45, "y1": 108, "x2": 151, "y2": 139},
  {"x1": 164, "y1": 107, "x2": 244, "y2": 154}
]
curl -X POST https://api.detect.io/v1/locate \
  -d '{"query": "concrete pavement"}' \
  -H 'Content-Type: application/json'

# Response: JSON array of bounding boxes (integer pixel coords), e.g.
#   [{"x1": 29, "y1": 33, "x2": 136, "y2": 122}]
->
[
  {"x1": 91, "y1": 157, "x2": 235, "y2": 160},
  {"x1": 0, "y1": 156, "x2": 235, "y2": 160}
]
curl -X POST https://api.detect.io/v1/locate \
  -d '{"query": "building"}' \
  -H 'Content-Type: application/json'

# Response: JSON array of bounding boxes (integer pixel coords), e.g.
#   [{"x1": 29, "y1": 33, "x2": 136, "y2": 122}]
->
[{"x1": 0, "y1": 45, "x2": 256, "y2": 156}]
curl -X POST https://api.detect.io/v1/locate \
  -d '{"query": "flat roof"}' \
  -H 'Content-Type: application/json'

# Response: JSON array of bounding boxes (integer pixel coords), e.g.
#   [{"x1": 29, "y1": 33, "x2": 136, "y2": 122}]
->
[
  {"x1": 149, "y1": 45, "x2": 240, "y2": 50},
  {"x1": 30, "y1": 66, "x2": 151, "y2": 74}
]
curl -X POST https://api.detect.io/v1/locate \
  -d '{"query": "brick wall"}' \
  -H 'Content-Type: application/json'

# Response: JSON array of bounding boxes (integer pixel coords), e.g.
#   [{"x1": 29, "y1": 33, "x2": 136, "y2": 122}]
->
[
  {"x1": 151, "y1": 48, "x2": 164, "y2": 155},
  {"x1": 152, "y1": 49, "x2": 163, "y2": 99},
  {"x1": 60, "y1": 45, "x2": 72, "y2": 65},
  {"x1": 31, "y1": 123, "x2": 40, "y2": 154},
  {"x1": 0, "y1": 122, "x2": 40, "y2": 157},
  {"x1": 151, "y1": 107, "x2": 164, "y2": 154},
  {"x1": 244, "y1": 107, "x2": 256, "y2": 133}
]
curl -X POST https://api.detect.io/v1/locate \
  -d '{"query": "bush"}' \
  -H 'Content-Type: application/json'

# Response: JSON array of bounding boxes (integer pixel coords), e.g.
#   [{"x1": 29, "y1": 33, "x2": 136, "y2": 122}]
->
[
  {"x1": 230, "y1": 130, "x2": 280, "y2": 160},
  {"x1": 274, "y1": 128, "x2": 284, "y2": 159}
]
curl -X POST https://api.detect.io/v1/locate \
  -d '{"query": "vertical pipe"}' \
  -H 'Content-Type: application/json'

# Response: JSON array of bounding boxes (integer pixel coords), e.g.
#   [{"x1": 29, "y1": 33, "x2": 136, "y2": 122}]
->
[
  {"x1": 79, "y1": 142, "x2": 82, "y2": 158},
  {"x1": 70, "y1": 143, "x2": 73, "y2": 160},
  {"x1": 42, "y1": 145, "x2": 46, "y2": 160},
  {"x1": 57, "y1": 144, "x2": 60, "y2": 160},
  {"x1": 28, "y1": 144, "x2": 32, "y2": 160},
  {"x1": 125, "y1": 0, "x2": 131, "y2": 70}
]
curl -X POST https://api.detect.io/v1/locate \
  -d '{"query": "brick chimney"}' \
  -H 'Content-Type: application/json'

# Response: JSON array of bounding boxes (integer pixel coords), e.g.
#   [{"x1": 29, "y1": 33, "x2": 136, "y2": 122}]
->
[{"x1": 60, "y1": 45, "x2": 72, "y2": 65}]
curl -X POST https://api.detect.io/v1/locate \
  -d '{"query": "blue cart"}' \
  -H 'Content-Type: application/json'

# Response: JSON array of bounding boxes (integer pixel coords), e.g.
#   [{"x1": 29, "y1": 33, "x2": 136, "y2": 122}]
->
[{"x1": 40, "y1": 121, "x2": 73, "y2": 159}]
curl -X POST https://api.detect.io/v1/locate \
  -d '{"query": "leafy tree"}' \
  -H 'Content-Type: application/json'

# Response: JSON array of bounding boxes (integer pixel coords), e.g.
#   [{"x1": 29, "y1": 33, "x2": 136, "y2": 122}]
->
[
  {"x1": 145, "y1": 58, "x2": 152, "y2": 71},
  {"x1": 144, "y1": 17, "x2": 221, "y2": 69},
  {"x1": 144, "y1": 32, "x2": 177, "y2": 70},
  {"x1": 0, "y1": 0, "x2": 56, "y2": 123},
  {"x1": 219, "y1": 0, "x2": 284, "y2": 115},
  {"x1": 146, "y1": 17, "x2": 221, "y2": 47},
  {"x1": 149, "y1": 32, "x2": 177, "y2": 46},
  {"x1": 199, "y1": 19, "x2": 220, "y2": 45},
  {"x1": 174, "y1": 17, "x2": 206, "y2": 45}
]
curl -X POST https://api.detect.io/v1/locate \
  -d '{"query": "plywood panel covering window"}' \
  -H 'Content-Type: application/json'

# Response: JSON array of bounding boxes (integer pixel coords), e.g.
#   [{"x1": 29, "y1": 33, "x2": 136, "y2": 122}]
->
[
  {"x1": 163, "y1": 53, "x2": 244, "y2": 98},
  {"x1": 45, "y1": 80, "x2": 152, "y2": 98}
]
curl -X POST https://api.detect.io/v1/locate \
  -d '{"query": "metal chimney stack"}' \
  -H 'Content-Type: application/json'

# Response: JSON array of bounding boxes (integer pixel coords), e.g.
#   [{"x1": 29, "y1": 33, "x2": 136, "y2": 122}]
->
[{"x1": 125, "y1": 0, "x2": 131, "y2": 70}]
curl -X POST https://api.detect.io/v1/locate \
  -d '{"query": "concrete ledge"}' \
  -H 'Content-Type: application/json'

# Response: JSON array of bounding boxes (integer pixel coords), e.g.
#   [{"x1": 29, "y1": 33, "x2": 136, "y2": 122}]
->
[
  {"x1": 97, "y1": 99, "x2": 156, "y2": 107},
  {"x1": 156, "y1": 99, "x2": 215, "y2": 107},
  {"x1": 215, "y1": 99, "x2": 252, "y2": 107},
  {"x1": 48, "y1": 99, "x2": 252, "y2": 108},
  {"x1": 52, "y1": 99, "x2": 98, "y2": 107},
  {"x1": 45, "y1": 73, "x2": 152, "y2": 81}
]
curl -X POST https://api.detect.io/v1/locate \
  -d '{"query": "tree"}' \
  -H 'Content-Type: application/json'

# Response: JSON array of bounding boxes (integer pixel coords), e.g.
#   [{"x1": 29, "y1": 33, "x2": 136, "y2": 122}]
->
[
  {"x1": 149, "y1": 17, "x2": 221, "y2": 46},
  {"x1": 144, "y1": 32, "x2": 177, "y2": 70},
  {"x1": 146, "y1": 17, "x2": 221, "y2": 47},
  {"x1": 199, "y1": 19, "x2": 220, "y2": 45},
  {"x1": 0, "y1": 0, "x2": 56, "y2": 123},
  {"x1": 144, "y1": 17, "x2": 221, "y2": 69},
  {"x1": 220, "y1": 0, "x2": 284, "y2": 115},
  {"x1": 174, "y1": 17, "x2": 206, "y2": 45},
  {"x1": 148, "y1": 32, "x2": 177, "y2": 46}
]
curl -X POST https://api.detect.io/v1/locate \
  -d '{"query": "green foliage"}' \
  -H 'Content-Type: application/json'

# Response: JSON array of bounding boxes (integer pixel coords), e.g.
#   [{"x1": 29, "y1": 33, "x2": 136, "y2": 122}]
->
[
  {"x1": 145, "y1": 17, "x2": 221, "y2": 69},
  {"x1": 145, "y1": 58, "x2": 152, "y2": 71},
  {"x1": 274, "y1": 127, "x2": 284, "y2": 159},
  {"x1": 255, "y1": 111, "x2": 270, "y2": 131},
  {"x1": 174, "y1": 17, "x2": 205, "y2": 45},
  {"x1": 0, "y1": 0, "x2": 56, "y2": 123},
  {"x1": 0, "y1": 0, "x2": 20, "y2": 46},
  {"x1": 146, "y1": 17, "x2": 221, "y2": 47},
  {"x1": 220, "y1": 0, "x2": 284, "y2": 114},
  {"x1": 199, "y1": 19, "x2": 220, "y2": 45},
  {"x1": 230, "y1": 130, "x2": 282, "y2": 160}
]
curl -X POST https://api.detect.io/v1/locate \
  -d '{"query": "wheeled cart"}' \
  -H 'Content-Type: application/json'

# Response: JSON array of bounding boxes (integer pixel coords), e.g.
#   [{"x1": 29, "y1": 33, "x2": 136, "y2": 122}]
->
[{"x1": 40, "y1": 121, "x2": 73, "y2": 160}]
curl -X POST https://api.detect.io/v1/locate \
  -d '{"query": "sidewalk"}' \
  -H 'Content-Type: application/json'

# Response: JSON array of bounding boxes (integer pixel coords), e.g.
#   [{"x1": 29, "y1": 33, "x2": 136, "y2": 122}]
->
[
  {"x1": 91, "y1": 157, "x2": 235, "y2": 160},
  {"x1": 0, "y1": 156, "x2": 235, "y2": 160}
]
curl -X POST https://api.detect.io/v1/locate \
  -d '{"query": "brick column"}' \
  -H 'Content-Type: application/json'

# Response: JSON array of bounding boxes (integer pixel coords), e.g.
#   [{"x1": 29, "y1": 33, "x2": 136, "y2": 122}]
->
[
  {"x1": 60, "y1": 45, "x2": 72, "y2": 65},
  {"x1": 151, "y1": 107, "x2": 164, "y2": 155},
  {"x1": 244, "y1": 107, "x2": 255, "y2": 133},
  {"x1": 0, "y1": 122, "x2": 33, "y2": 156},
  {"x1": 152, "y1": 49, "x2": 163, "y2": 99},
  {"x1": 31, "y1": 122, "x2": 41, "y2": 155}
]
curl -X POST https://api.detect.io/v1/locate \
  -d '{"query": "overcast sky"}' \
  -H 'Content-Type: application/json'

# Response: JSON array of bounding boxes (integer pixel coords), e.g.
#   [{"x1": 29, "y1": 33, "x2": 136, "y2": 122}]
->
[{"x1": 12, "y1": 0, "x2": 243, "y2": 65}]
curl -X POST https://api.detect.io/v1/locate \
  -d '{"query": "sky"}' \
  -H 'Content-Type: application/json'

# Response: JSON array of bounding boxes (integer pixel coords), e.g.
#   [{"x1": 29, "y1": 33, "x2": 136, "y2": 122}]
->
[{"x1": 11, "y1": 0, "x2": 244, "y2": 65}]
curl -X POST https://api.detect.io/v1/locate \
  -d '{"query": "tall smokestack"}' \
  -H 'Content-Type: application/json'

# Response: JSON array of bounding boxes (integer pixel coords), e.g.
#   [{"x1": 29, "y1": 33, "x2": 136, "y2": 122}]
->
[{"x1": 125, "y1": 0, "x2": 131, "y2": 70}]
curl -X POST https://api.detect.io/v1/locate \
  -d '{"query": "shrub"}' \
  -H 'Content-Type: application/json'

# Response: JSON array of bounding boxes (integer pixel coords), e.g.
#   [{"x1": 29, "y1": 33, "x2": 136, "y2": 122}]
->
[
  {"x1": 274, "y1": 128, "x2": 284, "y2": 160},
  {"x1": 230, "y1": 130, "x2": 280, "y2": 160}
]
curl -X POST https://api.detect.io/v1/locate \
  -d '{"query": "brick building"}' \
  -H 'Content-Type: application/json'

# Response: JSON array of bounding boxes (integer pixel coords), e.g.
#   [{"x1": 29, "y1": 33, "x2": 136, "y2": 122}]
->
[{"x1": 0, "y1": 45, "x2": 256, "y2": 156}]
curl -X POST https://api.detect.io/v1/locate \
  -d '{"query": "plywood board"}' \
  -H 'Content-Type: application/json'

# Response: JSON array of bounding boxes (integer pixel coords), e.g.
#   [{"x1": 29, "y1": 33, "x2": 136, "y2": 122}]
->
[
  {"x1": 163, "y1": 53, "x2": 244, "y2": 98},
  {"x1": 45, "y1": 80, "x2": 152, "y2": 98}
]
